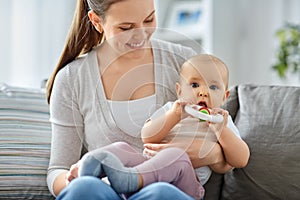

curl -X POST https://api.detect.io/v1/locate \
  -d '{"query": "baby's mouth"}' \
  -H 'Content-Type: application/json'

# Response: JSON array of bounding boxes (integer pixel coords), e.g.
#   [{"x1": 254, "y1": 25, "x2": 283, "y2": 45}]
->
[{"x1": 198, "y1": 101, "x2": 207, "y2": 108}]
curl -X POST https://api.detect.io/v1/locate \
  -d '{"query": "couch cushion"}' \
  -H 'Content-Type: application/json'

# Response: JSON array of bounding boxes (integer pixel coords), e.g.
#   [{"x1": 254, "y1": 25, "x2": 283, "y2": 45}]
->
[
  {"x1": 221, "y1": 84, "x2": 300, "y2": 200},
  {"x1": 0, "y1": 83, "x2": 54, "y2": 199}
]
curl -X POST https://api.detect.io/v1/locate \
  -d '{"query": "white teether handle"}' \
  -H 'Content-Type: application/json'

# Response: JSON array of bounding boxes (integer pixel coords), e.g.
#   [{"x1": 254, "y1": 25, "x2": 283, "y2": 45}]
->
[{"x1": 184, "y1": 105, "x2": 223, "y2": 123}]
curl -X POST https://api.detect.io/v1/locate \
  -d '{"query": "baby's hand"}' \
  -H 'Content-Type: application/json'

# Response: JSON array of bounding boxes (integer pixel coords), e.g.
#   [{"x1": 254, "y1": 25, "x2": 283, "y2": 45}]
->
[
  {"x1": 208, "y1": 108, "x2": 229, "y2": 139},
  {"x1": 172, "y1": 99, "x2": 190, "y2": 119},
  {"x1": 210, "y1": 108, "x2": 228, "y2": 125}
]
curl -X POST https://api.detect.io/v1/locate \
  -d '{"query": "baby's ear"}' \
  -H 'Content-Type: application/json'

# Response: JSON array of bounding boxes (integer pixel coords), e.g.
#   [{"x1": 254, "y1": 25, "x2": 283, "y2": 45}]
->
[
  {"x1": 224, "y1": 90, "x2": 230, "y2": 101},
  {"x1": 176, "y1": 82, "x2": 181, "y2": 96}
]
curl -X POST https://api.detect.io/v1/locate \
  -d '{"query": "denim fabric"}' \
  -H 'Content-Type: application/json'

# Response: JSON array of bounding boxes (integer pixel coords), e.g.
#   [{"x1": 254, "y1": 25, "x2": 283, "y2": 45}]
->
[{"x1": 57, "y1": 176, "x2": 195, "y2": 200}]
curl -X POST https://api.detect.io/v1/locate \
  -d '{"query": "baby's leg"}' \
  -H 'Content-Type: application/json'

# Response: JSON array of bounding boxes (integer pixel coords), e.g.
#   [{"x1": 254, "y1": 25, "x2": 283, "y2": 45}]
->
[
  {"x1": 136, "y1": 147, "x2": 205, "y2": 199},
  {"x1": 102, "y1": 142, "x2": 146, "y2": 166},
  {"x1": 92, "y1": 151, "x2": 140, "y2": 194},
  {"x1": 79, "y1": 142, "x2": 145, "y2": 178},
  {"x1": 98, "y1": 147, "x2": 204, "y2": 199},
  {"x1": 79, "y1": 150, "x2": 104, "y2": 178}
]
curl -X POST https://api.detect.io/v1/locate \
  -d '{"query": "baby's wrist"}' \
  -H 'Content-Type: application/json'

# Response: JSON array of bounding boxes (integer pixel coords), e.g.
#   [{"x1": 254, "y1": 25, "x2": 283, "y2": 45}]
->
[{"x1": 168, "y1": 109, "x2": 182, "y2": 120}]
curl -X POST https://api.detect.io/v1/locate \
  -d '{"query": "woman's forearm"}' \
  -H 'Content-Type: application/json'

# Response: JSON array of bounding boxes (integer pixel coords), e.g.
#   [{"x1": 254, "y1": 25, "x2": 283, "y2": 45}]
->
[
  {"x1": 209, "y1": 160, "x2": 233, "y2": 174},
  {"x1": 53, "y1": 172, "x2": 67, "y2": 196},
  {"x1": 190, "y1": 140, "x2": 233, "y2": 173},
  {"x1": 189, "y1": 140, "x2": 224, "y2": 168},
  {"x1": 143, "y1": 138, "x2": 233, "y2": 173}
]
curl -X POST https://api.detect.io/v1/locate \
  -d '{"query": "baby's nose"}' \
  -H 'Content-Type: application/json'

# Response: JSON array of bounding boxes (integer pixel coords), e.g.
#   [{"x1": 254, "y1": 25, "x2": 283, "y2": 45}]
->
[{"x1": 198, "y1": 89, "x2": 208, "y2": 97}]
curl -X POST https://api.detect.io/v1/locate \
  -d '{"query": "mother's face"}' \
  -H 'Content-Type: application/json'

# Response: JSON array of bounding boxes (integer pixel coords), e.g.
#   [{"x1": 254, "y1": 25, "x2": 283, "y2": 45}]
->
[{"x1": 99, "y1": 0, "x2": 156, "y2": 55}]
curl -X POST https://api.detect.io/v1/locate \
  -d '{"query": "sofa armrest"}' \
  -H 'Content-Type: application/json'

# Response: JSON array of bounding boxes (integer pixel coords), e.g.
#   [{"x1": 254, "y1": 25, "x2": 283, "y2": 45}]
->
[
  {"x1": 221, "y1": 84, "x2": 300, "y2": 200},
  {"x1": 0, "y1": 83, "x2": 54, "y2": 199}
]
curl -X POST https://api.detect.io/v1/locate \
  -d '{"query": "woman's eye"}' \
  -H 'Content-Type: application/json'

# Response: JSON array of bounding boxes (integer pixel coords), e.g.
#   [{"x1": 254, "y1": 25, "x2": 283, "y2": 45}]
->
[
  {"x1": 119, "y1": 27, "x2": 132, "y2": 31},
  {"x1": 144, "y1": 18, "x2": 154, "y2": 23},
  {"x1": 191, "y1": 82, "x2": 199, "y2": 88},
  {"x1": 119, "y1": 25, "x2": 133, "y2": 31},
  {"x1": 209, "y1": 85, "x2": 218, "y2": 90}
]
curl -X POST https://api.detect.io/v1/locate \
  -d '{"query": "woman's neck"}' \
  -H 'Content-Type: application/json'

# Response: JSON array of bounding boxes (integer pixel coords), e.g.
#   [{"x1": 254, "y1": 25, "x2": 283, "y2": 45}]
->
[{"x1": 97, "y1": 44, "x2": 155, "y2": 101}]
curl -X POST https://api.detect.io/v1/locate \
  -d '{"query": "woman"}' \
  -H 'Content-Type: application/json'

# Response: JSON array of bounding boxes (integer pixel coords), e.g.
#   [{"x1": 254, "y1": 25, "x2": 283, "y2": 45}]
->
[{"x1": 46, "y1": 0, "x2": 229, "y2": 199}]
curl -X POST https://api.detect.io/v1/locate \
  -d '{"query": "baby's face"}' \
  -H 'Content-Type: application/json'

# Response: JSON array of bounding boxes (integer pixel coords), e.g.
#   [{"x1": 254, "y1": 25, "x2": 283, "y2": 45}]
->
[{"x1": 177, "y1": 61, "x2": 229, "y2": 108}]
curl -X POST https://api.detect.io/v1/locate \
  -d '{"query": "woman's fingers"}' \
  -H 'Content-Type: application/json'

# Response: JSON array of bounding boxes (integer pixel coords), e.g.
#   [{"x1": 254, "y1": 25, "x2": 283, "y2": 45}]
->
[
  {"x1": 65, "y1": 163, "x2": 79, "y2": 184},
  {"x1": 143, "y1": 147, "x2": 156, "y2": 158},
  {"x1": 144, "y1": 142, "x2": 170, "y2": 150},
  {"x1": 143, "y1": 143, "x2": 170, "y2": 158},
  {"x1": 65, "y1": 171, "x2": 72, "y2": 185}
]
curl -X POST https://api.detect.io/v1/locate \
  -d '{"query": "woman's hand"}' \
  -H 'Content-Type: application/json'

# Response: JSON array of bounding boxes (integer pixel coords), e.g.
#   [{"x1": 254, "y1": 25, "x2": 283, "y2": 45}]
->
[
  {"x1": 53, "y1": 161, "x2": 81, "y2": 196},
  {"x1": 65, "y1": 161, "x2": 80, "y2": 185},
  {"x1": 144, "y1": 138, "x2": 226, "y2": 169}
]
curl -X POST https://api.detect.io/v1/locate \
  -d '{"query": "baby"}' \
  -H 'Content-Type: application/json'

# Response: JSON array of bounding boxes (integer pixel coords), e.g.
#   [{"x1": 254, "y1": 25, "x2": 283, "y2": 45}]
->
[{"x1": 78, "y1": 54, "x2": 250, "y2": 200}]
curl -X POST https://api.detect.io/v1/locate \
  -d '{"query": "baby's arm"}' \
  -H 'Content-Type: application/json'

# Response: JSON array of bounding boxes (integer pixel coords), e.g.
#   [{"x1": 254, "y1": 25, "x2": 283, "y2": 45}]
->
[
  {"x1": 218, "y1": 126, "x2": 250, "y2": 168},
  {"x1": 210, "y1": 108, "x2": 250, "y2": 169},
  {"x1": 141, "y1": 100, "x2": 183, "y2": 143}
]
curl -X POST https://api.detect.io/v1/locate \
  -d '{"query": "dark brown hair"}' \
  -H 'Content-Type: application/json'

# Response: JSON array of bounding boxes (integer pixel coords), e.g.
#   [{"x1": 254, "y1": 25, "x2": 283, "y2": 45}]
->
[{"x1": 46, "y1": 0, "x2": 121, "y2": 103}]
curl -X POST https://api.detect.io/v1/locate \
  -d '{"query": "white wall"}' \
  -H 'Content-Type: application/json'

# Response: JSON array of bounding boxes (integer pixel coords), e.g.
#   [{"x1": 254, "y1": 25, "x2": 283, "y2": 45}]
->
[
  {"x1": 213, "y1": 0, "x2": 300, "y2": 87},
  {"x1": 0, "y1": 0, "x2": 75, "y2": 88},
  {"x1": 1, "y1": 0, "x2": 300, "y2": 88},
  {"x1": 154, "y1": 0, "x2": 213, "y2": 53},
  {"x1": 0, "y1": 1, "x2": 13, "y2": 84},
  {"x1": 156, "y1": 0, "x2": 300, "y2": 87}
]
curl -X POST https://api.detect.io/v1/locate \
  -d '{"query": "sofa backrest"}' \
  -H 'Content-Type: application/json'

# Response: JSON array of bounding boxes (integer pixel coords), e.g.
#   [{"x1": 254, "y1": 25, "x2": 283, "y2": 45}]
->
[{"x1": 204, "y1": 84, "x2": 300, "y2": 200}]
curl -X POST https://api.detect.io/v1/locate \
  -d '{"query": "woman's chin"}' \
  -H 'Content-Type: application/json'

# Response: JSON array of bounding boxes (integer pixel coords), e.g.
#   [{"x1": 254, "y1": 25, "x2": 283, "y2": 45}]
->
[
  {"x1": 124, "y1": 45, "x2": 151, "y2": 59},
  {"x1": 126, "y1": 49, "x2": 148, "y2": 59}
]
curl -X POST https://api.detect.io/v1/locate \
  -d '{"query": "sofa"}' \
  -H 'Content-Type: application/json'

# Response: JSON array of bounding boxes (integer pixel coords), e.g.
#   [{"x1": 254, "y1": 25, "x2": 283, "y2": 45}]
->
[{"x1": 0, "y1": 83, "x2": 299, "y2": 199}]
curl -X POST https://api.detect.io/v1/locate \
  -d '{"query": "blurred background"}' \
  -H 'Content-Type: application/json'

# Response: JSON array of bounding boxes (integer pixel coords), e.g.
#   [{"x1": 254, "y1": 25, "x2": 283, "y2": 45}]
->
[{"x1": 0, "y1": 0, "x2": 300, "y2": 89}]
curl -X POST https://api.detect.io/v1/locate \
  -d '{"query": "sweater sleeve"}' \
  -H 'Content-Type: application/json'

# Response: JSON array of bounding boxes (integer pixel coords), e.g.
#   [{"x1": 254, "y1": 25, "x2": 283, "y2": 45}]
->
[{"x1": 47, "y1": 66, "x2": 84, "y2": 196}]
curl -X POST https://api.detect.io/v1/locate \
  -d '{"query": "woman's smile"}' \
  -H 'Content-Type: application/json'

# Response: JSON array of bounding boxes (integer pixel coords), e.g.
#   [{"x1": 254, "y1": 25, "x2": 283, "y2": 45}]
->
[{"x1": 126, "y1": 39, "x2": 146, "y2": 49}]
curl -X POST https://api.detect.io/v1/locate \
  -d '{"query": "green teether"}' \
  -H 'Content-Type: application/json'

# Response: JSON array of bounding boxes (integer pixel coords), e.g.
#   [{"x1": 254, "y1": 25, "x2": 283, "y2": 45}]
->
[{"x1": 199, "y1": 108, "x2": 210, "y2": 122}]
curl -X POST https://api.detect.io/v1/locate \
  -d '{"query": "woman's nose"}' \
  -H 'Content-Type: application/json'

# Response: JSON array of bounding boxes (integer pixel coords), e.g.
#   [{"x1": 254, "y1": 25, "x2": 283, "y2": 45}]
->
[{"x1": 131, "y1": 28, "x2": 146, "y2": 39}]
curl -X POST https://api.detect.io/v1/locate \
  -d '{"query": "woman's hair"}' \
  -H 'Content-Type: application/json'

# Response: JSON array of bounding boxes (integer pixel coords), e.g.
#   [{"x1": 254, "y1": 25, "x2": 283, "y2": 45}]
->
[{"x1": 46, "y1": 0, "x2": 122, "y2": 103}]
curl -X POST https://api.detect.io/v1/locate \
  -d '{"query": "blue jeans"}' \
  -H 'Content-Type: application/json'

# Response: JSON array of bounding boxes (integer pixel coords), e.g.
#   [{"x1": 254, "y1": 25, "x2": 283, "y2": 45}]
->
[{"x1": 57, "y1": 176, "x2": 195, "y2": 200}]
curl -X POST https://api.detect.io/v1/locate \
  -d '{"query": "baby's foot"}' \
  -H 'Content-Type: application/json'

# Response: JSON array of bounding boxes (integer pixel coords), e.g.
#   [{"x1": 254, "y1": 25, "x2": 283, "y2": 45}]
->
[
  {"x1": 99, "y1": 151, "x2": 139, "y2": 194},
  {"x1": 78, "y1": 153, "x2": 103, "y2": 178}
]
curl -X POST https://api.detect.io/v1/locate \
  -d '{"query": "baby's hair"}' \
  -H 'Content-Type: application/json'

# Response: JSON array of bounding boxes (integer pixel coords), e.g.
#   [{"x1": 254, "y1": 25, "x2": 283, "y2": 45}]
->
[{"x1": 182, "y1": 54, "x2": 229, "y2": 89}]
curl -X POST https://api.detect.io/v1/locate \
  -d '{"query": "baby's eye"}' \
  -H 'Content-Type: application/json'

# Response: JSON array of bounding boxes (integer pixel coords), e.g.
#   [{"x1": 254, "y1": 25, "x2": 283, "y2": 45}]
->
[
  {"x1": 209, "y1": 85, "x2": 218, "y2": 90},
  {"x1": 191, "y1": 82, "x2": 199, "y2": 88}
]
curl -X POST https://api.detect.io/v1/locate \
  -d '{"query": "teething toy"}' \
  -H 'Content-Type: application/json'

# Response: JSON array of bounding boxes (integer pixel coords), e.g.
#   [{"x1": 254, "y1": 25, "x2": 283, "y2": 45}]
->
[
  {"x1": 184, "y1": 105, "x2": 223, "y2": 123},
  {"x1": 199, "y1": 107, "x2": 210, "y2": 122}
]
